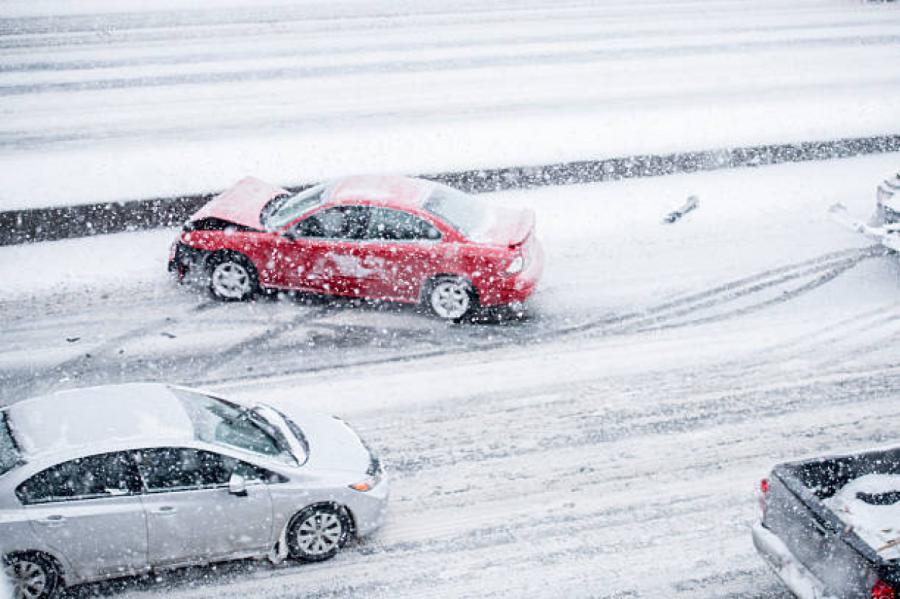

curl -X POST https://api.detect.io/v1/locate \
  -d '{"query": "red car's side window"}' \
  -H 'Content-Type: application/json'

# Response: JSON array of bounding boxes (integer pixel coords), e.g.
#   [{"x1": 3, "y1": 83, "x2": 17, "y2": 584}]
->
[
  {"x1": 292, "y1": 206, "x2": 368, "y2": 240},
  {"x1": 366, "y1": 207, "x2": 441, "y2": 241}
]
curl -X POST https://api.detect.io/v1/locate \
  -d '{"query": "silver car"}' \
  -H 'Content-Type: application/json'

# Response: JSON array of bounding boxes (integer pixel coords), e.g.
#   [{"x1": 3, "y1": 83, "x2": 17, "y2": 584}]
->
[{"x1": 0, "y1": 383, "x2": 388, "y2": 599}]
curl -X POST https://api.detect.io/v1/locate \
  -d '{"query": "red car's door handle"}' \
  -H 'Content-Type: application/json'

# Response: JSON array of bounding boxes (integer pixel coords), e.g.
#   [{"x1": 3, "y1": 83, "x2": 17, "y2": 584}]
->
[
  {"x1": 36, "y1": 515, "x2": 65, "y2": 527},
  {"x1": 154, "y1": 506, "x2": 177, "y2": 516}
]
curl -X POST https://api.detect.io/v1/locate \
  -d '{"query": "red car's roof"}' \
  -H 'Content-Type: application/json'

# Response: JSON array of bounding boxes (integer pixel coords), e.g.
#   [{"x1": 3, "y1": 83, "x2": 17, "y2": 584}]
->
[{"x1": 327, "y1": 175, "x2": 433, "y2": 208}]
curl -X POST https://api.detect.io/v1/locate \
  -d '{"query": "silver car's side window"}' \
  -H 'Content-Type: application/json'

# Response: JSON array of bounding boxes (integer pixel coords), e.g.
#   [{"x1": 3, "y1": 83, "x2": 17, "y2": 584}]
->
[
  {"x1": 135, "y1": 448, "x2": 277, "y2": 493},
  {"x1": 15, "y1": 451, "x2": 142, "y2": 505}
]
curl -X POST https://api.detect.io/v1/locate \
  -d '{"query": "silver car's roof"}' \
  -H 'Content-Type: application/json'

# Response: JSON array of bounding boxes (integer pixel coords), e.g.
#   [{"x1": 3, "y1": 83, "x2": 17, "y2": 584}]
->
[{"x1": 6, "y1": 383, "x2": 195, "y2": 459}]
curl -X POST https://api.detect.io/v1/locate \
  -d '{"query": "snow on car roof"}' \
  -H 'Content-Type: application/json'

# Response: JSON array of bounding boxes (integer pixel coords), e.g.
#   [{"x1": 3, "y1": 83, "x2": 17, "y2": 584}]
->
[
  {"x1": 6, "y1": 383, "x2": 194, "y2": 458},
  {"x1": 328, "y1": 175, "x2": 432, "y2": 207}
]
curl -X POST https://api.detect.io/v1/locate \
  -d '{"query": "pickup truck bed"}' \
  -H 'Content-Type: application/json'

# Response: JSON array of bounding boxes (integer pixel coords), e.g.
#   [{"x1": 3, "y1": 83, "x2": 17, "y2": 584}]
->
[{"x1": 754, "y1": 446, "x2": 900, "y2": 598}]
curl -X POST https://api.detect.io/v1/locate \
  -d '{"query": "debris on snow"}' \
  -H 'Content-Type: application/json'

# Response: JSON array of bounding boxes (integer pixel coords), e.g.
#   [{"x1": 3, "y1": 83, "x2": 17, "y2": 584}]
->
[
  {"x1": 829, "y1": 203, "x2": 900, "y2": 252},
  {"x1": 662, "y1": 195, "x2": 699, "y2": 224}
]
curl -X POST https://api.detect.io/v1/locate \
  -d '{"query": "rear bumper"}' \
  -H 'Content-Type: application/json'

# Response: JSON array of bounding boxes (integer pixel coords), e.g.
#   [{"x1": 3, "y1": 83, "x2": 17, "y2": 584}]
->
[
  {"x1": 752, "y1": 523, "x2": 837, "y2": 599},
  {"x1": 479, "y1": 240, "x2": 545, "y2": 307}
]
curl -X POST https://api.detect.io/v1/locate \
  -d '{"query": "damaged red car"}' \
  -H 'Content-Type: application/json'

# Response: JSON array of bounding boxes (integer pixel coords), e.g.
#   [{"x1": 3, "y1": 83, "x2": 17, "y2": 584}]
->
[{"x1": 169, "y1": 175, "x2": 543, "y2": 320}]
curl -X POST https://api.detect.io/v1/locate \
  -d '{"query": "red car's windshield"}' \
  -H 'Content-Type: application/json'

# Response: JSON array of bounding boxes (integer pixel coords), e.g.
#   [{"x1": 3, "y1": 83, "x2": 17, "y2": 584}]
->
[
  {"x1": 424, "y1": 185, "x2": 494, "y2": 241},
  {"x1": 262, "y1": 184, "x2": 327, "y2": 229}
]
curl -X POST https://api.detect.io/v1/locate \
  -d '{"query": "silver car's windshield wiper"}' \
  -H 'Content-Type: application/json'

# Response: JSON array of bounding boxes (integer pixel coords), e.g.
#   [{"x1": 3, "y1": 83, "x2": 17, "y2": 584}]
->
[
  {"x1": 252, "y1": 406, "x2": 309, "y2": 466},
  {"x1": 228, "y1": 406, "x2": 296, "y2": 463},
  {"x1": 0, "y1": 411, "x2": 25, "y2": 476}
]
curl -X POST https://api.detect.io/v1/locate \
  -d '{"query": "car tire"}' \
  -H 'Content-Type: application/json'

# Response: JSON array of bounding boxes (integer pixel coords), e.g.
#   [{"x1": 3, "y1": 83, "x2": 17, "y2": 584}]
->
[
  {"x1": 287, "y1": 504, "x2": 351, "y2": 563},
  {"x1": 207, "y1": 252, "x2": 259, "y2": 301},
  {"x1": 426, "y1": 276, "x2": 476, "y2": 321},
  {"x1": 4, "y1": 553, "x2": 61, "y2": 599}
]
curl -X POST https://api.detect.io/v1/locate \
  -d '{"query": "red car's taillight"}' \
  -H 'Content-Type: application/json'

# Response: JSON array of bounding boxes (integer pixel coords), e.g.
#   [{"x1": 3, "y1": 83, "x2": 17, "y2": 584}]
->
[
  {"x1": 759, "y1": 477, "x2": 769, "y2": 518},
  {"x1": 872, "y1": 580, "x2": 895, "y2": 599}
]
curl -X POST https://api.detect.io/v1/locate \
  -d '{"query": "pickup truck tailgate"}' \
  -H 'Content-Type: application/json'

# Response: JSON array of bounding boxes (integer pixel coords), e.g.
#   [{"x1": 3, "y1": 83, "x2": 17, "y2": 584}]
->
[{"x1": 760, "y1": 472, "x2": 877, "y2": 597}]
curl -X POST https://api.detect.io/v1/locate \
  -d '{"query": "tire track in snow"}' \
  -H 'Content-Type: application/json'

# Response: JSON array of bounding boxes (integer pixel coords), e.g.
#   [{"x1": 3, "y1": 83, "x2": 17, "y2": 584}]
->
[
  {"x1": 0, "y1": 244, "x2": 883, "y2": 403},
  {"x1": 195, "y1": 245, "x2": 881, "y2": 387},
  {"x1": 6, "y1": 34, "x2": 900, "y2": 97}
]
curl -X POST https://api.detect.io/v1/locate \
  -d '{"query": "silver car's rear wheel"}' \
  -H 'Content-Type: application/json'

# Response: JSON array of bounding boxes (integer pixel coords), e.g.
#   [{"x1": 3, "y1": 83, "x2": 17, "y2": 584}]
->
[
  {"x1": 287, "y1": 505, "x2": 351, "y2": 562},
  {"x1": 428, "y1": 277, "x2": 475, "y2": 321},
  {"x1": 5, "y1": 555, "x2": 59, "y2": 599}
]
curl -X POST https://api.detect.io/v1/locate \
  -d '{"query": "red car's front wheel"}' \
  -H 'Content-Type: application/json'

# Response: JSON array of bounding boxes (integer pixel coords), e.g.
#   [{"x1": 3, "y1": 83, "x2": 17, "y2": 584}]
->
[{"x1": 208, "y1": 253, "x2": 259, "y2": 301}]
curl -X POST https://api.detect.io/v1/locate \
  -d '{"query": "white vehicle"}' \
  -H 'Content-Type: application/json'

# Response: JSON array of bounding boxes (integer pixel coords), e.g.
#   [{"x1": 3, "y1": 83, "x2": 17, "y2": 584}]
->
[
  {"x1": 0, "y1": 384, "x2": 388, "y2": 599},
  {"x1": 875, "y1": 171, "x2": 900, "y2": 228},
  {"x1": 831, "y1": 170, "x2": 900, "y2": 253}
]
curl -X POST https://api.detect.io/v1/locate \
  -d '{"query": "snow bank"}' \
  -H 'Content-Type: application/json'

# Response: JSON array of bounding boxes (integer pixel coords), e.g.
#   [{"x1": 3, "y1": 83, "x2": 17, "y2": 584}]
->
[
  {"x1": 3, "y1": 0, "x2": 900, "y2": 210},
  {"x1": 824, "y1": 473, "x2": 900, "y2": 560},
  {"x1": 0, "y1": 569, "x2": 11, "y2": 599}
]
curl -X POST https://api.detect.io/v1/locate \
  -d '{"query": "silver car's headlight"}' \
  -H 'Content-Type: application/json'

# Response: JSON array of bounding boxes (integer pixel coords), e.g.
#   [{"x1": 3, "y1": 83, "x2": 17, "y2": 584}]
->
[
  {"x1": 349, "y1": 453, "x2": 383, "y2": 492},
  {"x1": 349, "y1": 473, "x2": 382, "y2": 492}
]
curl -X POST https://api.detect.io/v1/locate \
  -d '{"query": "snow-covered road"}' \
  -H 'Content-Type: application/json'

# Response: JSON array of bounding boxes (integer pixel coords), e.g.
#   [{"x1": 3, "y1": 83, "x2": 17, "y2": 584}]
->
[
  {"x1": 2, "y1": 0, "x2": 900, "y2": 209},
  {"x1": 2, "y1": 155, "x2": 898, "y2": 597},
  {"x1": 2, "y1": 0, "x2": 900, "y2": 596}
]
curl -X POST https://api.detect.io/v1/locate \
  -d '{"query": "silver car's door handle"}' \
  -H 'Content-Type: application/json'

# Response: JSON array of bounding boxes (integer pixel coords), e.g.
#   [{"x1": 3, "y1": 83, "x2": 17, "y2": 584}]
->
[
  {"x1": 36, "y1": 515, "x2": 65, "y2": 527},
  {"x1": 154, "y1": 506, "x2": 177, "y2": 516}
]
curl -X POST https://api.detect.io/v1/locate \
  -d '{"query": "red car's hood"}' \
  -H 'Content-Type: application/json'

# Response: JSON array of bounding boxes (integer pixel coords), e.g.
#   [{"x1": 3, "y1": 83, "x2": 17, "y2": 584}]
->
[
  {"x1": 477, "y1": 207, "x2": 536, "y2": 247},
  {"x1": 188, "y1": 177, "x2": 289, "y2": 230}
]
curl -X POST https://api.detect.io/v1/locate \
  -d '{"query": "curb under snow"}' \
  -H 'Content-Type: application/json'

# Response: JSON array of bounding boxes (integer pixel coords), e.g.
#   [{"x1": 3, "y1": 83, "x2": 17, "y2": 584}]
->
[{"x1": 2, "y1": 133, "x2": 898, "y2": 246}]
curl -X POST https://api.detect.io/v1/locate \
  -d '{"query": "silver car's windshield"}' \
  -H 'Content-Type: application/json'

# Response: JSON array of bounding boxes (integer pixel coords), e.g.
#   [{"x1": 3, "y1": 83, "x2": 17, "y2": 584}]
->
[
  {"x1": 0, "y1": 411, "x2": 21, "y2": 476},
  {"x1": 262, "y1": 184, "x2": 327, "y2": 229},
  {"x1": 423, "y1": 185, "x2": 494, "y2": 241},
  {"x1": 173, "y1": 389, "x2": 297, "y2": 465}
]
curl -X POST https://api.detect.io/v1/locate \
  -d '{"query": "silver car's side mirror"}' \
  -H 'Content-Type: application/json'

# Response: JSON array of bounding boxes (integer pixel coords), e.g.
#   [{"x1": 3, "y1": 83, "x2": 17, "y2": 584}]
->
[{"x1": 228, "y1": 473, "x2": 248, "y2": 496}]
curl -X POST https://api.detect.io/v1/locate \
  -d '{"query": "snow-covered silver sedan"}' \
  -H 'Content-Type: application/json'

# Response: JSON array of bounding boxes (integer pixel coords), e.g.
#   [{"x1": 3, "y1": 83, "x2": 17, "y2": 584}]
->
[{"x1": 0, "y1": 383, "x2": 388, "y2": 599}]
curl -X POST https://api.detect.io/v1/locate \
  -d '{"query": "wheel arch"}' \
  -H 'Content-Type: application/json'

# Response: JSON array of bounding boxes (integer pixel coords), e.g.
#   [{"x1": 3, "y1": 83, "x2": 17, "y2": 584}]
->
[
  {"x1": 288, "y1": 501, "x2": 357, "y2": 539},
  {"x1": 206, "y1": 248, "x2": 260, "y2": 274}
]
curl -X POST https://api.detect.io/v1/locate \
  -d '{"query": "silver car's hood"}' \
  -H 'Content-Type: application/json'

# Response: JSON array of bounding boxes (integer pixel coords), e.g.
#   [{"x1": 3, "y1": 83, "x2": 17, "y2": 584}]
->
[{"x1": 283, "y1": 410, "x2": 371, "y2": 475}]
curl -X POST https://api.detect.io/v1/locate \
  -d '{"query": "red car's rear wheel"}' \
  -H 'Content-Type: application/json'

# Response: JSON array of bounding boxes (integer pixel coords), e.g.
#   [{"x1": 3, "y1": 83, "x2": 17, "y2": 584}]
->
[{"x1": 427, "y1": 276, "x2": 476, "y2": 321}]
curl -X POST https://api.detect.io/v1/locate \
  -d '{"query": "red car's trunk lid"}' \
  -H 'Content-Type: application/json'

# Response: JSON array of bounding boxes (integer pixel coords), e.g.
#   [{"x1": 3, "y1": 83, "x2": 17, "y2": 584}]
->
[
  {"x1": 478, "y1": 207, "x2": 535, "y2": 247},
  {"x1": 188, "y1": 177, "x2": 289, "y2": 230}
]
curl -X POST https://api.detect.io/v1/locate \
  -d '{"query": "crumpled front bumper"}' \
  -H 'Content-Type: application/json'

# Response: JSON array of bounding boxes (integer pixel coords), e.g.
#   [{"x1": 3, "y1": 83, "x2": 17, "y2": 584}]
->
[{"x1": 167, "y1": 241, "x2": 212, "y2": 280}]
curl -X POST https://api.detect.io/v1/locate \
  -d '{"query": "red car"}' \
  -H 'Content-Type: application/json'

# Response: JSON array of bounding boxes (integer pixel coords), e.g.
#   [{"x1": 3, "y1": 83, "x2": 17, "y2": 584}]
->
[{"x1": 169, "y1": 175, "x2": 543, "y2": 320}]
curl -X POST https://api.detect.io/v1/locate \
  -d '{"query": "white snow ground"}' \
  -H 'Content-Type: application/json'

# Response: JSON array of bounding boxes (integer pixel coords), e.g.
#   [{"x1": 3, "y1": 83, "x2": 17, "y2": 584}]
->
[
  {"x1": 1, "y1": 0, "x2": 900, "y2": 209},
  {"x1": 2, "y1": 1, "x2": 900, "y2": 596},
  {"x1": 1, "y1": 155, "x2": 899, "y2": 597}
]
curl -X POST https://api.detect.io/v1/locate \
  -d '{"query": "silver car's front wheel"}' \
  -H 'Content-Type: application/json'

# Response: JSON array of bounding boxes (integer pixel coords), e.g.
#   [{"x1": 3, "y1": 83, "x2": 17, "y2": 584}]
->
[
  {"x1": 208, "y1": 254, "x2": 258, "y2": 301},
  {"x1": 428, "y1": 277, "x2": 475, "y2": 321},
  {"x1": 5, "y1": 555, "x2": 59, "y2": 599},
  {"x1": 287, "y1": 505, "x2": 351, "y2": 562}
]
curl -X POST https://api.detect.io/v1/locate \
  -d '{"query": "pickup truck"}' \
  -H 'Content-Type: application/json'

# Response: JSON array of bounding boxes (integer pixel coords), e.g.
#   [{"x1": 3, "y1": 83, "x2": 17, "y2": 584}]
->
[{"x1": 753, "y1": 446, "x2": 900, "y2": 598}]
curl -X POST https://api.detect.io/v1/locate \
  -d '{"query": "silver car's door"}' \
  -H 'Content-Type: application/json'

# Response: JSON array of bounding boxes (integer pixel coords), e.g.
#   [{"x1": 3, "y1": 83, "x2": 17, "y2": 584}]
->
[
  {"x1": 15, "y1": 451, "x2": 148, "y2": 580},
  {"x1": 136, "y1": 448, "x2": 273, "y2": 567}
]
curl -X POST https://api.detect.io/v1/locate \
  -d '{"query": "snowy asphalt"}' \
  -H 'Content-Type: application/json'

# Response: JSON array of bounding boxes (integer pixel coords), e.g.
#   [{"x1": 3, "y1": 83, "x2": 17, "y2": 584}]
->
[
  {"x1": 2, "y1": 155, "x2": 899, "y2": 597},
  {"x1": 2, "y1": 0, "x2": 900, "y2": 596}
]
